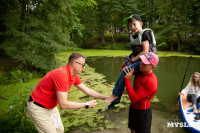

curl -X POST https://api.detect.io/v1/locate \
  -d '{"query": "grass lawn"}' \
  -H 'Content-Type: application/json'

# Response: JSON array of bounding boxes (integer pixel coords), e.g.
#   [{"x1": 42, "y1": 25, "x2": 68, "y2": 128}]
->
[{"x1": 58, "y1": 49, "x2": 200, "y2": 58}]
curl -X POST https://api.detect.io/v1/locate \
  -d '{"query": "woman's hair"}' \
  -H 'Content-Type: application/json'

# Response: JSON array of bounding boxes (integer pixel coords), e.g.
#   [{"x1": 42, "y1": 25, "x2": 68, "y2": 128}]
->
[
  {"x1": 68, "y1": 52, "x2": 85, "y2": 64},
  {"x1": 190, "y1": 72, "x2": 200, "y2": 87}
]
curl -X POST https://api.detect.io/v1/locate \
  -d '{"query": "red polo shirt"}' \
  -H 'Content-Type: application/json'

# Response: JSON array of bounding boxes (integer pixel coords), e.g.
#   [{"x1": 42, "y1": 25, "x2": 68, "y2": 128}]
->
[{"x1": 31, "y1": 65, "x2": 81, "y2": 109}]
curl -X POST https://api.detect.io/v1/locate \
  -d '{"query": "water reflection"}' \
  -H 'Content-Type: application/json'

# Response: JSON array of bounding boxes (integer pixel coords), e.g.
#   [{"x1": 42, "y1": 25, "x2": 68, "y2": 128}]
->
[{"x1": 83, "y1": 56, "x2": 200, "y2": 133}]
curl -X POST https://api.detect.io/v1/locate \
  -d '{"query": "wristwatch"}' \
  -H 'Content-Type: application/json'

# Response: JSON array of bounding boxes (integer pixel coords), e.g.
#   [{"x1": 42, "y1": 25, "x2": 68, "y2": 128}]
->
[{"x1": 85, "y1": 102, "x2": 89, "y2": 109}]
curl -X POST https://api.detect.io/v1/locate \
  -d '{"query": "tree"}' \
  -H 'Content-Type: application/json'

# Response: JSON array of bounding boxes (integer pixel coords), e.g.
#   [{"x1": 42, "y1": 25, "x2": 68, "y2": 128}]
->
[
  {"x1": 0, "y1": 0, "x2": 95, "y2": 70},
  {"x1": 78, "y1": 0, "x2": 138, "y2": 48}
]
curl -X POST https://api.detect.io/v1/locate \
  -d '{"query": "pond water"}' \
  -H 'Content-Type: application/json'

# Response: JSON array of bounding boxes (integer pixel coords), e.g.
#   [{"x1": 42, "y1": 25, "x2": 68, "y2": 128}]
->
[{"x1": 71, "y1": 56, "x2": 200, "y2": 133}]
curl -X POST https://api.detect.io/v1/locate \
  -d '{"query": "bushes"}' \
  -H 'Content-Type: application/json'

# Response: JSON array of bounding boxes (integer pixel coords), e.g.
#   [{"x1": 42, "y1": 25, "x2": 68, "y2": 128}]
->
[
  {"x1": 0, "y1": 69, "x2": 33, "y2": 85},
  {"x1": 79, "y1": 34, "x2": 130, "y2": 49},
  {"x1": 100, "y1": 42, "x2": 130, "y2": 50},
  {"x1": 157, "y1": 42, "x2": 168, "y2": 51},
  {"x1": 0, "y1": 93, "x2": 37, "y2": 133}
]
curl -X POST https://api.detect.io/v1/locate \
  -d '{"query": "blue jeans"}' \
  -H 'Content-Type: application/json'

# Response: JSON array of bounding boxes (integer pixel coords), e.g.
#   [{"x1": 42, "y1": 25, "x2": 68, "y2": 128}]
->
[{"x1": 108, "y1": 60, "x2": 141, "y2": 108}]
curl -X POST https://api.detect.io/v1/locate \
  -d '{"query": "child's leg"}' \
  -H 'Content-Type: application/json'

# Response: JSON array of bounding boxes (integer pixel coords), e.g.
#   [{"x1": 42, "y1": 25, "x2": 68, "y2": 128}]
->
[{"x1": 105, "y1": 61, "x2": 141, "y2": 106}]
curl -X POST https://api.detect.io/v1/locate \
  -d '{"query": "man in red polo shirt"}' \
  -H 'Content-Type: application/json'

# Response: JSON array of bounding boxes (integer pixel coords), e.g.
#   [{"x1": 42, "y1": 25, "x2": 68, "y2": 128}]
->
[
  {"x1": 123, "y1": 52, "x2": 159, "y2": 133},
  {"x1": 26, "y1": 52, "x2": 107, "y2": 133}
]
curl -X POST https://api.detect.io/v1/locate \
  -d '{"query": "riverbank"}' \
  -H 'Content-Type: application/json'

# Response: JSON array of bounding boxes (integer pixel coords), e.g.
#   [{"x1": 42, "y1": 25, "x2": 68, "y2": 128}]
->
[{"x1": 58, "y1": 49, "x2": 200, "y2": 58}]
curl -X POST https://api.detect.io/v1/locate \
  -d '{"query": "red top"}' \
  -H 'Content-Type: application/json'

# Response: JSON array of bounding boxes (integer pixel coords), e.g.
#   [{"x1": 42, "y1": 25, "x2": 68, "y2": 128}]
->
[
  {"x1": 31, "y1": 65, "x2": 81, "y2": 109},
  {"x1": 125, "y1": 72, "x2": 158, "y2": 110}
]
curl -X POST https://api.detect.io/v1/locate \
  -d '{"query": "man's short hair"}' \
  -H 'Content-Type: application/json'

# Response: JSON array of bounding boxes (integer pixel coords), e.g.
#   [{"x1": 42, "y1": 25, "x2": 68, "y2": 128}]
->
[{"x1": 68, "y1": 53, "x2": 85, "y2": 64}]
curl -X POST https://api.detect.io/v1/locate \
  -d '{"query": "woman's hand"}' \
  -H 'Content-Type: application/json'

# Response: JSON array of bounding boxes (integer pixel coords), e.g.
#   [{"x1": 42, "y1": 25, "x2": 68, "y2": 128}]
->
[
  {"x1": 124, "y1": 67, "x2": 134, "y2": 78},
  {"x1": 178, "y1": 92, "x2": 184, "y2": 96}
]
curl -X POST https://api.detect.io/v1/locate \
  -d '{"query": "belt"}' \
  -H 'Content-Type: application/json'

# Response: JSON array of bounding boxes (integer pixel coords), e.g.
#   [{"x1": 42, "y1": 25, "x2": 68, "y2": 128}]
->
[{"x1": 28, "y1": 96, "x2": 46, "y2": 109}]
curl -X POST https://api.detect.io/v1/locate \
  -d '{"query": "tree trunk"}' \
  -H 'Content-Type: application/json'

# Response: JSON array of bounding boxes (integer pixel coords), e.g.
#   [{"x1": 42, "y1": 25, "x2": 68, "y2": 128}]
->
[
  {"x1": 153, "y1": 0, "x2": 155, "y2": 33},
  {"x1": 0, "y1": 0, "x2": 7, "y2": 45},
  {"x1": 176, "y1": 32, "x2": 181, "y2": 52},
  {"x1": 127, "y1": 25, "x2": 129, "y2": 35},
  {"x1": 70, "y1": 33, "x2": 73, "y2": 41},
  {"x1": 0, "y1": 14, "x2": 5, "y2": 45},
  {"x1": 150, "y1": 0, "x2": 152, "y2": 29},
  {"x1": 114, "y1": 24, "x2": 117, "y2": 36},
  {"x1": 184, "y1": 30, "x2": 187, "y2": 50},
  {"x1": 110, "y1": 20, "x2": 116, "y2": 49},
  {"x1": 101, "y1": 30, "x2": 105, "y2": 45},
  {"x1": 20, "y1": 0, "x2": 26, "y2": 32}
]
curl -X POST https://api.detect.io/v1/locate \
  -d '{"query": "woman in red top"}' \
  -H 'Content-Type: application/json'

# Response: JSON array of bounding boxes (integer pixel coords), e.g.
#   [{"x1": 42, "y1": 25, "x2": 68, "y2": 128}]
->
[{"x1": 124, "y1": 52, "x2": 159, "y2": 133}]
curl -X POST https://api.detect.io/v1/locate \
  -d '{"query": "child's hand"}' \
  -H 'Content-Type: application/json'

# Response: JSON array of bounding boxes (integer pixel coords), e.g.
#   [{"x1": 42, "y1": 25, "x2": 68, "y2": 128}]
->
[
  {"x1": 124, "y1": 67, "x2": 134, "y2": 78},
  {"x1": 131, "y1": 57, "x2": 136, "y2": 62}
]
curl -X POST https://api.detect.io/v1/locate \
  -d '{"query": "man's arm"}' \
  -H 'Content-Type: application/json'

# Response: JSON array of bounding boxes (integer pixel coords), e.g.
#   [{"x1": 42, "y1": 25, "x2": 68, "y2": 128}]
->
[
  {"x1": 125, "y1": 78, "x2": 157, "y2": 103},
  {"x1": 76, "y1": 83, "x2": 106, "y2": 100},
  {"x1": 56, "y1": 91, "x2": 97, "y2": 110}
]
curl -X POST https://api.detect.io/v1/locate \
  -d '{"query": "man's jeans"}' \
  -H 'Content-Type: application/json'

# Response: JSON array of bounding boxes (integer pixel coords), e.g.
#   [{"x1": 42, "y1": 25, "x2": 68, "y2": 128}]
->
[{"x1": 108, "y1": 60, "x2": 141, "y2": 108}]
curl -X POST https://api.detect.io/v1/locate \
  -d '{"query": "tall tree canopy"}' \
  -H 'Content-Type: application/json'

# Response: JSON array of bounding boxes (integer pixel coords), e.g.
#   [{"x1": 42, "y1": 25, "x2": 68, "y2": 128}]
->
[
  {"x1": 0, "y1": 0, "x2": 96, "y2": 70},
  {"x1": 0, "y1": 0, "x2": 199, "y2": 71}
]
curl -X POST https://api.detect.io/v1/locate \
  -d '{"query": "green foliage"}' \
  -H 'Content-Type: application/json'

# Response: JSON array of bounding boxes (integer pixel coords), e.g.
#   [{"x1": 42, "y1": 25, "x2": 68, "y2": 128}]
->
[
  {"x1": 100, "y1": 43, "x2": 130, "y2": 50},
  {"x1": 76, "y1": 0, "x2": 200, "y2": 54},
  {"x1": 157, "y1": 42, "x2": 168, "y2": 51},
  {"x1": 0, "y1": 71, "x2": 9, "y2": 84},
  {"x1": 0, "y1": 93, "x2": 36, "y2": 133},
  {"x1": 0, "y1": 69, "x2": 33, "y2": 85},
  {"x1": 0, "y1": 0, "x2": 95, "y2": 70},
  {"x1": 79, "y1": 34, "x2": 130, "y2": 49},
  {"x1": 154, "y1": 0, "x2": 200, "y2": 53},
  {"x1": 0, "y1": 0, "x2": 200, "y2": 73},
  {"x1": 76, "y1": 0, "x2": 137, "y2": 47},
  {"x1": 10, "y1": 69, "x2": 23, "y2": 83}
]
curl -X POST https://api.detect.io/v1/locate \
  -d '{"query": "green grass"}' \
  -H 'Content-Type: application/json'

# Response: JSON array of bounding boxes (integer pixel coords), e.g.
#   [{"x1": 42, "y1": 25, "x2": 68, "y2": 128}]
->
[
  {"x1": 58, "y1": 49, "x2": 129, "y2": 58},
  {"x1": 0, "y1": 78, "x2": 40, "y2": 112},
  {"x1": 157, "y1": 51, "x2": 200, "y2": 57},
  {"x1": 58, "y1": 49, "x2": 200, "y2": 58}
]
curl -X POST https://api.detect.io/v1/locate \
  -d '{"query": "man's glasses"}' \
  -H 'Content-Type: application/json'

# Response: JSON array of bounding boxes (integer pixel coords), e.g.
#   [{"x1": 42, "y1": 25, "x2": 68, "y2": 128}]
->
[{"x1": 75, "y1": 62, "x2": 85, "y2": 67}]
